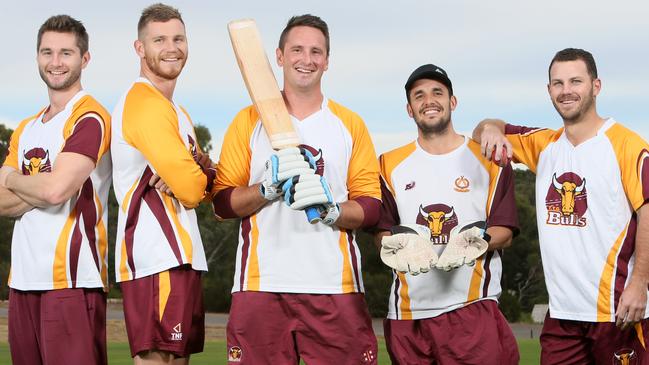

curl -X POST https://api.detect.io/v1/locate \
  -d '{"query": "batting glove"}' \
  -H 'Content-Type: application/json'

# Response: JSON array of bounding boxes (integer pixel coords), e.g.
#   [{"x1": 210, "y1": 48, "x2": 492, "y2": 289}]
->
[
  {"x1": 281, "y1": 174, "x2": 341, "y2": 225},
  {"x1": 380, "y1": 225, "x2": 438, "y2": 275},
  {"x1": 260, "y1": 147, "x2": 317, "y2": 201},
  {"x1": 435, "y1": 225, "x2": 489, "y2": 271}
]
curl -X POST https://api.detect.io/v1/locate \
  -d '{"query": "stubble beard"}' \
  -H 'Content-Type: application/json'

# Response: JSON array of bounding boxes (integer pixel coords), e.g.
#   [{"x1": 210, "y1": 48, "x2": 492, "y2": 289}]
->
[
  {"x1": 39, "y1": 67, "x2": 81, "y2": 91},
  {"x1": 416, "y1": 114, "x2": 451, "y2": 136}
]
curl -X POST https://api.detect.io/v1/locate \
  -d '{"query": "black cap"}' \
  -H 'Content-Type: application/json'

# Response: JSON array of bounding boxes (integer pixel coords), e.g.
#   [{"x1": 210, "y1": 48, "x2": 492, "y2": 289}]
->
[{"x1": 405, "y1": 64, "x2": 453, "y2": 98}]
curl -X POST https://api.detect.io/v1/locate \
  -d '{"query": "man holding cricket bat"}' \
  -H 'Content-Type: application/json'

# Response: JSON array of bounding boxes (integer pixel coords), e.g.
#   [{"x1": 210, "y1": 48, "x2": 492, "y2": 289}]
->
[
  {"x1": 213, "y1": 14, "x2": 381, "y2": 364},
  {"x1": 112, "y1": 4, "x2": 214, "y2": 364},
  {"x1": 374, "y1": 64, "x2": 520, "y2": 364}
]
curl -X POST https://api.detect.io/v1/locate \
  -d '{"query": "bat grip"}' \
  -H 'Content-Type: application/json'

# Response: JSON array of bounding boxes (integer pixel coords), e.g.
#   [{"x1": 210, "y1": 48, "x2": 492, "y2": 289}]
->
[{"x1": 306, "y1": 206, "x2": 321, "y2": 224}]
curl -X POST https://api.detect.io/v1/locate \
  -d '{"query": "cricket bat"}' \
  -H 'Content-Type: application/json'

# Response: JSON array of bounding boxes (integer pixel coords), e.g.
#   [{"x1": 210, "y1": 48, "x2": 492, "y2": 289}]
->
[{"x1": 228, "y1": 19, "x2": 321, "y2": 223}]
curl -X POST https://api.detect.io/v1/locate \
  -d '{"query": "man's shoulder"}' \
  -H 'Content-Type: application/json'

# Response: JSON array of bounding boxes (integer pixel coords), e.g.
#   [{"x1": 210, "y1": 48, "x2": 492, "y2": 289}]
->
[{"x1": 326, "y1": 99, "x2": 362, "y2": 121}]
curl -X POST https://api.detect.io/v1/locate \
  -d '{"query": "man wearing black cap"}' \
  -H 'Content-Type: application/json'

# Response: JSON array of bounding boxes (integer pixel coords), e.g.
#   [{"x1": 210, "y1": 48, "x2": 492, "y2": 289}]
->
[{"x1": 373, "y1": 64, "x2": 520, "y2": 364}]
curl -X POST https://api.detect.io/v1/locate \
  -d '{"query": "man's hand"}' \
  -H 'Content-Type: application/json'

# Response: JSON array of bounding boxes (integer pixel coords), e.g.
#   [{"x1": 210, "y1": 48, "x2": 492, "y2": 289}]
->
[
  {"x1": 435, "y1": 224, "x2": 489, "y2": 271},
  {"x1": 149, "y1": 174, "x2": 174, "y2": 197},
  {"x1": 380, "y1": 225, "x2": 437, "y2": 275},
  {"x1": 260, "y1": 147, "x2": 316, "y2": 201},
  {"x1": 475, "y1": 119, "x2": 512, "y2": 167},
  {"x1": 616, "y1": 279, "x2": 648, "y2": 330}
]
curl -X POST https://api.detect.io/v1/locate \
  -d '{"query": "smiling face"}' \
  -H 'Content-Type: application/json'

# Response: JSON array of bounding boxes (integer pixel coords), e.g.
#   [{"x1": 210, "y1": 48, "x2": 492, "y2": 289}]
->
[
  {"x1": 548, "y1": 60, "x2": 600, "y2": 124},
  {"x1": 37, "y1": 31, "x2": 88, "y2": 91},
  {"x1": 407, "y1": 78, "x2": 457, "y2": 135},
  {"x1": 136, "y1": 19, "x2": 187, "y2": 81},
  {"x1": 276, "y1": 25, "x2": 329, "y2": 93}
]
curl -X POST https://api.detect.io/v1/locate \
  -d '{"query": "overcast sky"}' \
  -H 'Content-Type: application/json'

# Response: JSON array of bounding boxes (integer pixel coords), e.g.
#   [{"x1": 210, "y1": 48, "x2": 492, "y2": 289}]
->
[{"x1": 1, "y1": 0, "x2": 648, "y2": 158}]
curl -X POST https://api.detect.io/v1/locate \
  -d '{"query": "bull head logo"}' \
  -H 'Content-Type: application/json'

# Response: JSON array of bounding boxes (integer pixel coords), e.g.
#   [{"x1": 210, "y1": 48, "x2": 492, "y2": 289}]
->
[
  {"x1": 22, "y1": 148, "x2": 51, "y2": 175},
  {"x1": 419, "y1": 205, "x2": 454, "y2": 236},
  {"x1": 614, "y1": 348, "x2": 636, "y2": 365},
  {"x1": 552, "y1": 173, "x2": 585, "y2": 216},
  {"x1": 228, "y1": 346, "x2": 242, "y2": 361}
]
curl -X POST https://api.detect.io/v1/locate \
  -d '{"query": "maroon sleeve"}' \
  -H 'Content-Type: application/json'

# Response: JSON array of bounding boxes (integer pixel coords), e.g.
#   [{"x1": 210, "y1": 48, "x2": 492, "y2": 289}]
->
[
  {"x1": 61, "y1": 116, "x2": 102, "y2": 163},
  {"x1": 487, "y1": 163, "x2": 520, "y2": 236},
  {"x1": 354, "y1": 196, "x2": 381, "y2": 228},
  {"x1": 212, "y1": 187, "x2": 238, "y2": 219},
  {"x1": 504, "y1": 123, "x2": 542, "y2": 135},
  {"x1": 370, "y1": 178, "x2": 400, "y2": 232}
]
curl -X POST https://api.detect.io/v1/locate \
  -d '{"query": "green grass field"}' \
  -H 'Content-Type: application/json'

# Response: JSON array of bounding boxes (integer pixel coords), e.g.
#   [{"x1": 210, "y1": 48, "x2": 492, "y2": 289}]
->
[{"x1": 0, "y1": 339, "x2": 540, "y2": 364}]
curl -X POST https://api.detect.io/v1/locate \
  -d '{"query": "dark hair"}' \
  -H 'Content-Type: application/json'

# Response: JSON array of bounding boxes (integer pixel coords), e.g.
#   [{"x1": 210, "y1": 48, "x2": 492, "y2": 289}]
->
[
  {"x1": 37, "y1": 15, "x2": 89, "y2": 55},
  {"x1": 548, "y1": 48, "x2": 598, "y2": 80},
  {"x1": 278, "y1": 14, "x2": 330, "y2": 56},
  {"x1": 138, "y1": 3, "x2": 184, "y2": 37}
]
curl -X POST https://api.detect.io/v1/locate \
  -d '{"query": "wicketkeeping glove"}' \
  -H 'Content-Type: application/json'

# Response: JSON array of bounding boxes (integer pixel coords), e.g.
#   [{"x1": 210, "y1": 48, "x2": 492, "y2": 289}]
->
[
  {"x1": 260, "y1": 147, "x2": 317, "y2": 201},
  {"x1": 380, "y1": 225, "x2": 438, "y2": 275},
  {"x1": 435, "y1": 223, "x2": 489, "y2": 272}
]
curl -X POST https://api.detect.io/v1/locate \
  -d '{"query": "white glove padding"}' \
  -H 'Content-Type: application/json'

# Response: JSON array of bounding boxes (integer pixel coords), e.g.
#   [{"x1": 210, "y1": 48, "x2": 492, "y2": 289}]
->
[
  {"x1": 281, "y1": 174, "x2": 334, "y2": 210},
  {"x1": 435, "y1": 226, "x2": 489, "y2": 271},
  {"x1": 313, "y1": 203, "x2": 341, "y2": 226},
  {"x1": 380, "y1": 225, "x2": 438, "y2": 275},
  {"x1": 260, "y1": 147, "x2": 316, "y2": 201}
]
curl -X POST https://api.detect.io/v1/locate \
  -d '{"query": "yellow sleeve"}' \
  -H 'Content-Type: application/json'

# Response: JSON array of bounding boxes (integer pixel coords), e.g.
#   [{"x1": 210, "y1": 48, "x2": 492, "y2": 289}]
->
[
  {"x1": 213, "y1": 106, "x2": 256, "y2": 192},
  {"x1": 2, "y1": 111, "x2": 44, "y2": 170},
  {"x1": 328, "y1": 100, "x2": 381, "y2": 200},
  {"x1": 504, "y1": 124, "x2": 561, "y2": 173},
  {"x1": 606, "y1": 123, "x2": 649, "y2": 210},
  {"x1": 122, "y1": 84, "x2": 207, "y2": 208}
]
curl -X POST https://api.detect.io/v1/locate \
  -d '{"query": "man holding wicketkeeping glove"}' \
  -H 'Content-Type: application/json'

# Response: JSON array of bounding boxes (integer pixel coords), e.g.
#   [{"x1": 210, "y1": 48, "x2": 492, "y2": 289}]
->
[{"x1": 372, "y1": 64, "x2": 520, "y2": 364}]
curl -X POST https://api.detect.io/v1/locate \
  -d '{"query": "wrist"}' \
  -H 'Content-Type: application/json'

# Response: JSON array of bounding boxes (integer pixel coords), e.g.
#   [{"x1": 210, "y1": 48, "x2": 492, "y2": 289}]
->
[{"x1": 5, "y1": 171, "x2": 19, "y2": 189}]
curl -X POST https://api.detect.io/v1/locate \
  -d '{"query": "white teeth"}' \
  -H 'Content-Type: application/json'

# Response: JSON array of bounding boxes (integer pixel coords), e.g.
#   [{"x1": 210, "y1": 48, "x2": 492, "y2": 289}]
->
[{"x1": 296, "y1": 68, "x2": 313, "y2": 73}]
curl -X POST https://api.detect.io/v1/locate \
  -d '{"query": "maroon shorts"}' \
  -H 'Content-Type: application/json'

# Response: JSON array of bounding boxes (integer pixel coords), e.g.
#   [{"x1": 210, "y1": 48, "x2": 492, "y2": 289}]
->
[
  {"x1": 383, "y1": 300, "x2": 519, "y2": 365},
  {"x1": 121, "y1": 265, "x2": 204, "y2": 358},
  {"x1": 227, "y1": 291, "x2": 378, "y2": 364},
  {"x1": 540, "y1": 313, "x2": 649, "y2": 365},
  {"x1": 8, "y1": 287, "x2": 107, "y2": 365}
]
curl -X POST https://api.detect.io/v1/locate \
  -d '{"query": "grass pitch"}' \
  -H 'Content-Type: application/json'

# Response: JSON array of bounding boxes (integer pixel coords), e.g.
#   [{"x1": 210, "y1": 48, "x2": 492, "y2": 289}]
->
[{"x1": 0, "y1": 339, "x2": 540, "y2": 364}]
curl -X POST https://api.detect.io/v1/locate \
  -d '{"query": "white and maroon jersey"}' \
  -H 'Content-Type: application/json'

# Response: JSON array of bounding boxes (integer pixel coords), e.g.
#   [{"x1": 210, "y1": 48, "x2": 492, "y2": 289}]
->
[
  {"x1": 111, "y1": 78, "x2": 209, "y2": 282},
  {"x1": 506, "y1": 118, "x2": 649, "y2": 322},
  {"x1": 3, "y1": 91, "x2": 111, "y2": 290},
  {"x1": 214, "y1": 98, "x2": 381, "y2": 294},
  {"x1": 377, "y1": 138, "x2": 517, "y2": 320}
]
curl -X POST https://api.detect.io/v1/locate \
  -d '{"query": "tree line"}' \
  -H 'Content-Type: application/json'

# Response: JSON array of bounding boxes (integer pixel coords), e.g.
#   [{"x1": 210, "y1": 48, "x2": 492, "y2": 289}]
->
[{"x1": 0, "y1": 123, "x2": 546, "y2": 321}]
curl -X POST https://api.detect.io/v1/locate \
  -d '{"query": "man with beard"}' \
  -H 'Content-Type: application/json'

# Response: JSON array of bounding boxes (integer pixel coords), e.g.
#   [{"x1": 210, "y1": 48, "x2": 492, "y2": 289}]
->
[
  {"x1": 373, "y1": 64, "x2": 519, "y2": 364},
  {"x1": 111, "y1": 4, "x2": 214, "y2": 364},
  {"x1": 473, "y1": 48, "x2": 649, "y2": 364},
  {"x1": 0, "y1": 15, "x2": 111, "y2": 365},
  {"x1": 213, "y1": 14, "x2": 381, "y2": 364}
]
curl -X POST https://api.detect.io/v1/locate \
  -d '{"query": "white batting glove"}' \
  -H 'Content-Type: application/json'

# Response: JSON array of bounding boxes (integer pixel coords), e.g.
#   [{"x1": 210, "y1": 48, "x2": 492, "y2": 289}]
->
[
  {"x1": 435, "y1": 225, "x2": 489, "y2": 271},
  {"x1": 281, "y1": 173, "x2": 333, "y2": 208},
  {"x1": 380, "y1": 225, "x2": 438, "y2": 275},
  {"x1": 260, "y1": 147, "x2": 316, "y2": 201}
]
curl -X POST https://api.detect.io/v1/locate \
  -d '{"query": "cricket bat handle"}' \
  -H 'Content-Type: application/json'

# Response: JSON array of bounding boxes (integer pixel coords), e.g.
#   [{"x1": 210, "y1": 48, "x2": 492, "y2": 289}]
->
[{"x1": 306, "y1": 206, "x2": 322, "y2": 224}]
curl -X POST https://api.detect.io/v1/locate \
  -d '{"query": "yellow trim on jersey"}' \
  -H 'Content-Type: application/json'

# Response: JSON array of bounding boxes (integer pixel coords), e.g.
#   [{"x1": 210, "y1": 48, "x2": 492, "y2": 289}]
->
[
  {"x1": 246, "y1": 215, "x2": 261, "y2": 290},
  {"x1": 4, "y1": 110, "x2": 45, "y2": 170},
  {"x1": 119, "y1": 239, "x2": 130, "y2": 282},
  {"x1": 162, "y1": 194, "x2": 193, "y2": 264},
  {"x1": 505, "y1": 127, "x2": 561, "y2": 174},
  {"x1": 328, "y1": 99, "x2": 381, "y2": 200},
  {"x1": 597, "y1": 223, "x2": 629, "y2": 321},
  {"x1": 605, "y1": 123, "x2": 649, "y2": 211},
  {"x1": 338, "y1": 231, "x2": 355, "y2": 293},
  {"x1": 467, "y1": 141, "x2": 502, "y2": 218},
  {"x1": 122, "y1": 178, "x2": 140, "y2": 213},
  {"x1": 467, "y1": 257, "x2": 485, "y2": 302},
  {"x1": 94, "y1": 192, "x2": 108, "y2": 289},
  {"x1": 7, "y1": 268, "x2": 11, "y2": 286},
  {"x1": 379, "y1": 142, "x2": 417, "y2": 194},
  {"x1": 397, "y1": 273, "x2": 412, "y2": 320},
  {"x1": 52, "y1": 208, "x2": 77, "y2": 289},
  {"x1": 158, "y1": 270, "x2": 171, "y2": 322}
]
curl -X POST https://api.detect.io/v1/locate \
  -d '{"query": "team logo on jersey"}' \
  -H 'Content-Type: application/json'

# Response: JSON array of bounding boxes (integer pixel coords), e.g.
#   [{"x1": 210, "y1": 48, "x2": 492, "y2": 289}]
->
[
  {"x1": 545, "y1": 172, "x2": 587, "y2": 227},
  {"x1": 22, "y1": 148, "x2": 51, "y2": 175},
  {"x1": 170, "y1": 323, "x2": 182, "y2": 341},
  {"x1": 416, "y1": 203, "x2": 458, "y2": 244},
  {"x1": 405, "y1": 181, "x2": 416, "y2": 190},
  {"x1": 613, "y1": 348, "x2": 637, "y2": 365},
  {"x1": 454, "y1": 176, "x2": 470, "y2": 192},
  {"x1": 298, "y1": 144, "x2": 324, "y2": 175},
  {"x1": 228, "y1": 346, "x2": 242, "y2": 362}
]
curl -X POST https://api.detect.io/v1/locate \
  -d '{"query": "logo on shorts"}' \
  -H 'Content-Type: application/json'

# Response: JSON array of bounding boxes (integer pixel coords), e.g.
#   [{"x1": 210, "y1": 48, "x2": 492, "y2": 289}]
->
[
  {"x1": 545, "y1": 172, "x2": 587, "y2": 227},
  {"x1": 171, "y1": 323, "x2": 182, "y2": 341},
  {"x1": 361, "y1": 349, "x2": 376, "y2": 363},
  {"x1": 613, "y1": 348, "x2": 637, "y2": 365},
  {"x1": 454, "y1": 176, "x2": 470, "y2": 192},
  {"x1": 228, "y1": 346, "x2": 242, "y2": 362},
  {"x1": 416, "y1": 203, "x2": 458, "y2": 244}
]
